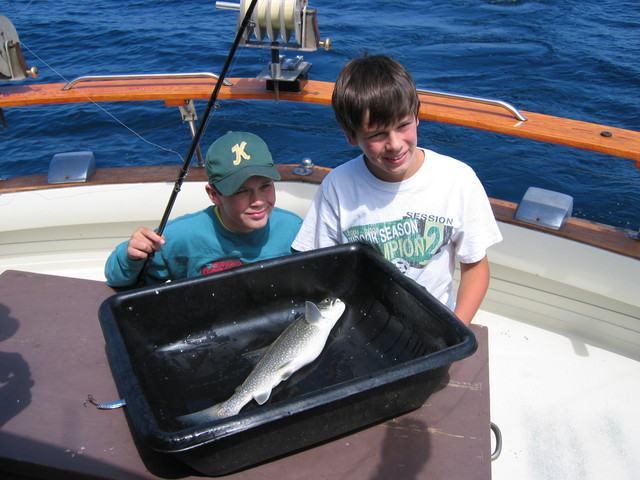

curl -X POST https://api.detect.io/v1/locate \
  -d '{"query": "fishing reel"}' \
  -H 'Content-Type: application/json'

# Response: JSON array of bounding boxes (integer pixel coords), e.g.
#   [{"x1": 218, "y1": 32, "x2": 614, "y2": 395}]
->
[{"x1": 217, "y1": 0, "x2": 331, "y2": 98}]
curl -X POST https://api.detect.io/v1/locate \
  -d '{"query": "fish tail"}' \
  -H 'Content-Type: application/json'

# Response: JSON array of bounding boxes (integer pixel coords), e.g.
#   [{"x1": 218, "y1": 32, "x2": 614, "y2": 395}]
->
[{"x1": 176, "y1": 400, "x2": 238, "y2": 425}]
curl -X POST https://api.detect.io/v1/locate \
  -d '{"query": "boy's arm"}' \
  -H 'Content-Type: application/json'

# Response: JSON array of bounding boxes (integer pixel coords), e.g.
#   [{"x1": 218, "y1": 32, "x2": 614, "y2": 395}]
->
[
  {"x1": 454, "y1": 255, "x2": 491, "y2": 326},
  {"x1": 104, "y1": 227, "x2": 166, "y2": 287},
  {"x1": 104, "y1": 241, "x2": 145, "y2": 287}
]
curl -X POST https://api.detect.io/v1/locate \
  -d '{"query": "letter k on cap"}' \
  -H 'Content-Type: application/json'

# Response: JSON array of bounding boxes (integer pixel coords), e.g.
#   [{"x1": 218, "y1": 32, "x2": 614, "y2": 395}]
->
[{"x1": 232, "y1": 141, "x2": 251, "y2": 165}]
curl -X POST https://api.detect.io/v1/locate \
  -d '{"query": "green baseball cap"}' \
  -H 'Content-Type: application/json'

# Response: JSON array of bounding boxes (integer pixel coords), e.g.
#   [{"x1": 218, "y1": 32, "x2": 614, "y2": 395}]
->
[{"x1": 205, "y1": 131, "x2": 281, "y2": 195}]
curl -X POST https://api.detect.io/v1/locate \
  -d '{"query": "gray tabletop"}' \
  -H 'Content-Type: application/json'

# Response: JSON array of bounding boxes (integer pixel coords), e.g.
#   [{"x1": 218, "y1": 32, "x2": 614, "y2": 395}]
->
[{"x1": 0, "y1": 270, "x2": 491, "y2": 479}]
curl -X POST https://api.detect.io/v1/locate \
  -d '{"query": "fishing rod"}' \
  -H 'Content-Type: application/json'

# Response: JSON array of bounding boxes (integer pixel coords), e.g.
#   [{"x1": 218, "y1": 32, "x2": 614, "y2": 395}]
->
[{"x1": 136, "y1": 0, "x2": 260, "y2": 286}]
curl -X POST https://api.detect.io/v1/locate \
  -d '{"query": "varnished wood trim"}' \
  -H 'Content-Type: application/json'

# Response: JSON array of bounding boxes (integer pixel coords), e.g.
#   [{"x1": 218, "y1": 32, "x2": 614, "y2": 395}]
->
[
  {"x1": 0, "y1": 164, "x2": 332, "y2": 193},
  {"x1": 1, "y1": 78, "x2": 639, "y2": 162},
  {"x1": 417, "y1": 93, "x2": 640, "y2": 162},
  {"x1": 490, "y1": 198, "x2": 640, "y2": 259}
]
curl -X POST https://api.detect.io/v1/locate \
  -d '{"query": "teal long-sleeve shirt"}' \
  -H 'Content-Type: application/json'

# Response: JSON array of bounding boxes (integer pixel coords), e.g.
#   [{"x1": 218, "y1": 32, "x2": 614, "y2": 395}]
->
[{"x1": 104, "y1": 206, "x2": 302, "y2": 287}]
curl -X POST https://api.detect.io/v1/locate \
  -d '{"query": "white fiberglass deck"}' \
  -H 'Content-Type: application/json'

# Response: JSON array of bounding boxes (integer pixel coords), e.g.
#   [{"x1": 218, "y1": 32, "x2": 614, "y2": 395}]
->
[{"x1": 475, "y1": 308, "x2": 640, "y2": 480}]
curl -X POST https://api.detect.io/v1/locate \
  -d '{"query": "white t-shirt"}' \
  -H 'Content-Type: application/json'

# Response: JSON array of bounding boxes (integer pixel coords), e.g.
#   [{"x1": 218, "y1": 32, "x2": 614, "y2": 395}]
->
[{"x1": 292, "y1": 148, "x2": 503, "y2": 309}]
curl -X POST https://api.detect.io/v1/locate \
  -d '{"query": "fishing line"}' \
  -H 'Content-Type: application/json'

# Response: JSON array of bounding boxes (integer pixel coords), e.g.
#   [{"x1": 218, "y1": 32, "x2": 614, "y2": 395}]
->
[
  {"x1": 199, "y1": 48, "x2": 245, "y2": 135},
  {"x1": 0, "y1": 119, "x2": 184, "y2": 148},
  {"x1": 4, "y1": 0, "x2": 37, "y2": 20},
  {"x1": 15, "y1": 45, "x2": 185, "y2": 162},
  {"x1": 10, "y1": 2, "x2": 185, "y2": 161},
  {"x1": 136, "y1": 0, "x2": 261, "y2": 285}
]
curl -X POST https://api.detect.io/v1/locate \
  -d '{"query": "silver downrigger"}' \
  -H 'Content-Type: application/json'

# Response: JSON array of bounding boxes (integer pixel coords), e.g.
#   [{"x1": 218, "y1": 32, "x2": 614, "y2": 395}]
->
[
  {"x1": 0, "y1": 15, "x2": 38, "y2": 128},
  {"x1": 216, "y1": 0, "x2": 331, "y2": 102}
]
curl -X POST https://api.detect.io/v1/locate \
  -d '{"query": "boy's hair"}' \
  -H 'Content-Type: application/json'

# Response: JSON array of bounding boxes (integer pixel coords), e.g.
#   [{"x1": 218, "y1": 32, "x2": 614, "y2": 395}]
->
[{"x1": 331, "y1": 55, "x2": 420, "y2": 138}]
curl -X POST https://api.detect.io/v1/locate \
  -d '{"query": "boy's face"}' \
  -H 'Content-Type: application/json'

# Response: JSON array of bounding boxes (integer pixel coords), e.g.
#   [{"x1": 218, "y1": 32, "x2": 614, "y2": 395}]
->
[
  {"x1": 206, "y1": 176, "x2": 276, "y2": 233},
  {"x1": 347, "y1": 113, "x2": 423, "y2": 182}
]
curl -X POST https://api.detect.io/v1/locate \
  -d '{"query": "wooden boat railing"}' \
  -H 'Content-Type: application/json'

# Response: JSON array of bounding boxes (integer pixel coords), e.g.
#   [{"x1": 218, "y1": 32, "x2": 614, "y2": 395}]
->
[{"x1": 2, "y1": 76, "x2": 639, "y2": 164}]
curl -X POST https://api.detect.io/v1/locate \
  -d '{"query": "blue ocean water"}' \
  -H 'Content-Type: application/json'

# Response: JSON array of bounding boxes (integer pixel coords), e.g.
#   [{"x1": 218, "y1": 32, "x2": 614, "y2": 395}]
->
[{"x1": 2, "y1": 0, "x2": 639, "y2": 230}]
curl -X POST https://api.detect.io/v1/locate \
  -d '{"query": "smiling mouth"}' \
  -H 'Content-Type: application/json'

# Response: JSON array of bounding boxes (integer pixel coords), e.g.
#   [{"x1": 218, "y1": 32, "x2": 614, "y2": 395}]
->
[
  {"x1": 384, "y1": 151, "x2": 406, "y2": 164},
  {"x1": 247, "y1": 210, "x2": 268, "y2": 219}
]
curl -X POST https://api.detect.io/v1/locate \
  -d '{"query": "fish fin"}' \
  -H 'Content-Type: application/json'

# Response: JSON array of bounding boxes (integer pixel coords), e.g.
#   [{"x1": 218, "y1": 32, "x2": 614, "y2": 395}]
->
[
  {"x1": 254, "y1": 389, "x2": 273, "y2": 405},
  {"x1": 253, "y1": 360, "x2": 298, "y2": 404},
  {"x1": 278, "y1": 365, "x2": 296, "y2": 381},
  {"x1": 241, "y1": 345, "x2": 268, "y2": 362},
  {"x1": 304, "y1": 300, "x2": 324, "y2": 325}
]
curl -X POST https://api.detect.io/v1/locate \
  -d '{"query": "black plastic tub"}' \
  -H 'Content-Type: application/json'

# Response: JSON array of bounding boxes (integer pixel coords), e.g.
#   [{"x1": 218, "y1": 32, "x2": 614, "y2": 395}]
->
[{"x1": 98, "y1": 243, "x2": 477, "y2": 476}]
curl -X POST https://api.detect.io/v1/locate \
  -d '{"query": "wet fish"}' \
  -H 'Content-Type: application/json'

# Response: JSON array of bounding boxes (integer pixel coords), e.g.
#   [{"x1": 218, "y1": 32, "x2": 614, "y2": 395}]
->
[{"x1": 178, "y1": 297, "x2": 346, "y2": 424}]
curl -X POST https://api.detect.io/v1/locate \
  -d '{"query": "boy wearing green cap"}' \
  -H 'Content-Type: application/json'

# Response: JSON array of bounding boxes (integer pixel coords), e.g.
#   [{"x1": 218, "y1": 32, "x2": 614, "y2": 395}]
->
[{"x1": 105, "y1": 131, "x2": 302, "y2": 287}]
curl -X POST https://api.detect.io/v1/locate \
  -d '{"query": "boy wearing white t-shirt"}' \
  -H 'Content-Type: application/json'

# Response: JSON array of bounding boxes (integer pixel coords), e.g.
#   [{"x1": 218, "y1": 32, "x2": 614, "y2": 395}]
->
[{"x1": 292, "y1": 55, "x2": 502, "y2": 325}]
